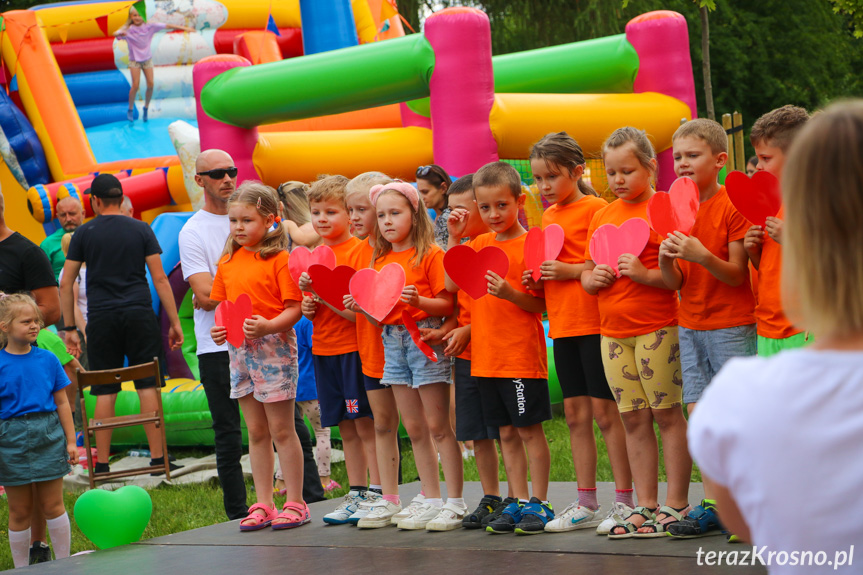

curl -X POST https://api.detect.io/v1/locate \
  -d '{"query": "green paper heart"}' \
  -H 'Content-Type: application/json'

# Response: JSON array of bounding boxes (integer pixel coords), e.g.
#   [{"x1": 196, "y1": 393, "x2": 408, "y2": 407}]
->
[{"x1": 74, "y1": 485, "x2": 152, "y2": 549}]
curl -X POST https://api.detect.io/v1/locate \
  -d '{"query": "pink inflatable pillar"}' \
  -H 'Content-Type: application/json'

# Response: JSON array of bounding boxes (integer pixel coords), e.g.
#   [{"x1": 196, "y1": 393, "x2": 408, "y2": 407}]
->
[
  {"x1": 625, "y1": 11, "x2": 697, "y2": 191},
  {"x1": 424, "y1": 8, "x2": 498, "y2": 176},
  {"x1": 193, "y1": 55, "x2": 259, "y2": 183}
]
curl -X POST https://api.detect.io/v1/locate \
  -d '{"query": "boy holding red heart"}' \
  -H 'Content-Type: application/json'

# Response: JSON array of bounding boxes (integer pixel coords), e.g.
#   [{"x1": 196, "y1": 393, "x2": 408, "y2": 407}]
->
[
  {"x1": 296, "y1": 175, "x2": 382, "y2": 526},
  {"x1": 445, "y1": 161, "x2": 554, "y2": 535},
  {"x1": 442, "y1": 174, "x2": 520, "y2": 530},
  {"x1": 743, "y1": 105, "x2": 811, "y2": 357},
  {"x1": 657, "y1": 118, "x2": 757, "y2": 538}
]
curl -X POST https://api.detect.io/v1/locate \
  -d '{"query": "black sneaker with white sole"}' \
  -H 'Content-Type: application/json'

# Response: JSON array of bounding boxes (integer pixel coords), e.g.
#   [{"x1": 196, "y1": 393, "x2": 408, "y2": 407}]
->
[{"x1": 463, "y1": 495, "x2": 503, "y2": 529}]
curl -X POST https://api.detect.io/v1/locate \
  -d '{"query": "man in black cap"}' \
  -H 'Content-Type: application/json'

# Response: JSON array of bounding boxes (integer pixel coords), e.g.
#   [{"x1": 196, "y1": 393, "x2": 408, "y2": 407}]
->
[{"x1": 60, "y1": 173, "x2": 183, "y2": 474}]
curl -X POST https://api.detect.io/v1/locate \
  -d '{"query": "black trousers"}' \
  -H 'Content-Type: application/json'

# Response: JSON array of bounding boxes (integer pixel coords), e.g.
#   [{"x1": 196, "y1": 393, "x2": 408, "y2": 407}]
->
[{"x1": 198, "y1": 352, "x2": 248, "y2": 520}]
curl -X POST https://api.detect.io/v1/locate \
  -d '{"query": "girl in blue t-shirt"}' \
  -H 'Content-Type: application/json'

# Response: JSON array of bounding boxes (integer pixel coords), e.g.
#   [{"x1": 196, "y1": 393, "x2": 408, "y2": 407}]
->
[{"x1": 0, "y1": 293, "x2": 76, "y2": 568}]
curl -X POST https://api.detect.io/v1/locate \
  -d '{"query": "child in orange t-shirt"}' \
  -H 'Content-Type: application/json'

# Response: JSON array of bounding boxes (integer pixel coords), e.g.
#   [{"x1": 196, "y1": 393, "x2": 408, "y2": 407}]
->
[
  {"x1": 743, "y1": 105, "x2": 811, "y2": 357},
  {"x1": 581, "y1": 127, "x2": 691, "y2": 539},
  {"x1": 352, "y1": 181, "x2": 464, "y2": 532},
  {"x1": 658, "y1": 119, "x2": 757, "y2": 538},
  {"x1": 525, "y1": 132, "x2": 633, "y2": 535},
  {"x1": 344, "y1": 172, "x2": 422, "y2": 528},
  {"x1": 440, "y1": 174, "x2": 521, "y2": 529},
  {"x1": 210, "y1": 182, "x2": 308, "y2": 531},
  {"x1": 297, "y1": 176, "x2": 380, "y2": 526},
  {"x1": 446, "y1": 161, "x2": 553, "y2": 535}
]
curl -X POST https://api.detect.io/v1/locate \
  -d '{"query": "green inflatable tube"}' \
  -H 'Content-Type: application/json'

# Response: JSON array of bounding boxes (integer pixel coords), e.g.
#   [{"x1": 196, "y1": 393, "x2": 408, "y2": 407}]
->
[
  {"x1": 406, "y1": 34, "x2": 639, "y2": 117},
  {"x1": 201, "y1": 34, "x2": 436, "y2": 129}
]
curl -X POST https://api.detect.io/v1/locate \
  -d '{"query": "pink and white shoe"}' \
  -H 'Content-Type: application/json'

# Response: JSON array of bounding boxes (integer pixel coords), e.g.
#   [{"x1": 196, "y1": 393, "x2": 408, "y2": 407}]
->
[{"x1": 323, "y1": 480, "x2": 341, "y2": 493}]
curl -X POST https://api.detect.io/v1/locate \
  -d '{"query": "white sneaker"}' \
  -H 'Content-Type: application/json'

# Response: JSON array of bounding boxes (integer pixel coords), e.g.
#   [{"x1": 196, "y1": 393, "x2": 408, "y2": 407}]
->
[
  {"x1": 596, "y1": 502, "x2": 634, "y2": 535},
  {"x1": 348, "y1": 491, "x2": 382, "y2": 525},
  {"x1": 357, "y1": 499, "x2": 402, "y2": 529},
  {"x1": 397, "y1": 502, "x2": 442, "y2": 530},
  {"x1": 426, "y1": 501, "x2": 468, "y2": 531},
  {"x1": 323, "y1": 490, "x2": 364, "y2": 525},
  {"x1": 544, "y1": 500, "x2": 602, "y2": 532},
  {"x1": 391, "y1": 494, "x2": 425, "y2": 525}
]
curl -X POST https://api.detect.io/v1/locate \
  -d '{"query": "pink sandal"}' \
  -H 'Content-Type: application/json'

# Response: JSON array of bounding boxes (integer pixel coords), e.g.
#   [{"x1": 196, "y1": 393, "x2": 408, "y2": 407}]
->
[
  {"x1": 272, "y1": 501, "x2": 311, "y2": 530},
  {"x1": 239, "y1": 502, "x2": 277, "y2": 532}
]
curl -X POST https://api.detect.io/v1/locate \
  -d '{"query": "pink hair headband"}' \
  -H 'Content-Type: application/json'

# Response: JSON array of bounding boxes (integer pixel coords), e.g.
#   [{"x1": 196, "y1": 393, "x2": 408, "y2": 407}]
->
[{"x1": 369, "y1": 181, "x2": 420, "y2": 211}]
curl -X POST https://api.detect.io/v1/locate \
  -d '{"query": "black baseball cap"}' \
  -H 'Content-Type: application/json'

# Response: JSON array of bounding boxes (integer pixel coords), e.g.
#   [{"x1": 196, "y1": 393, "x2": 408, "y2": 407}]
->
[{"x1": 90, "y1": 173, "x2": 123, "y2": 198}]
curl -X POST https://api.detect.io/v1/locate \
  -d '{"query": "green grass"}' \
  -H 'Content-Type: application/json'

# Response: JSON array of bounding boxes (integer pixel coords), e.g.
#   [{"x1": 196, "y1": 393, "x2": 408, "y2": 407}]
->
[{"x1": 0, "y1": 414, "x2": 701, "y2": 570}]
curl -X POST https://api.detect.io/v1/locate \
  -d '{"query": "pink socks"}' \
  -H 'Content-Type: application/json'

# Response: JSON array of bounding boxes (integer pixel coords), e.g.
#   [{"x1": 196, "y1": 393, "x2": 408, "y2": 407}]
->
[
  {"x1": 615, "y1": 488, "x2": 635, "y2": 508},
  {"x1": 578, "y1": 487, "x2": 598, "y2": 511}
]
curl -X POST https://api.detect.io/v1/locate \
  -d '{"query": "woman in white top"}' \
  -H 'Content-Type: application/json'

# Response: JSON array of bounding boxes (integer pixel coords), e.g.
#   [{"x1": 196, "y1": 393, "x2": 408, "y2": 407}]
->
[{"x1": 688, "y1": 101, "x2": 863, "y2": 573}]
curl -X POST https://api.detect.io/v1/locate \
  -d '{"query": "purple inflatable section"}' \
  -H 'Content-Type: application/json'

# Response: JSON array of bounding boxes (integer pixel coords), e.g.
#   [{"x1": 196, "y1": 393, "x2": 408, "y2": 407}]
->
[{"x1": 161, "y1": 263, "x2": 194, "y2": 380}]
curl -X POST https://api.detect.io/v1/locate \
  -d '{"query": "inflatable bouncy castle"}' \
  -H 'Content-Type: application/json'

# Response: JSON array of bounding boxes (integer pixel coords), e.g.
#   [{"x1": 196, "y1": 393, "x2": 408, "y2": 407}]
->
[{"x1": 0, "y1": 0, "x2": 696, "y2": 445}]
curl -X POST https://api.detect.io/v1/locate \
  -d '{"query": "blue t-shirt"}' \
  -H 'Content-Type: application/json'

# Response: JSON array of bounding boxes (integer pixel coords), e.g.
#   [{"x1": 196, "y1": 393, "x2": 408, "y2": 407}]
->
[
  {"x1": 295, "y1": 316, "x2": 317, "y2": 402},
  {"x1": 0, "y1": 347, "x2": 70, "y2": 419}
]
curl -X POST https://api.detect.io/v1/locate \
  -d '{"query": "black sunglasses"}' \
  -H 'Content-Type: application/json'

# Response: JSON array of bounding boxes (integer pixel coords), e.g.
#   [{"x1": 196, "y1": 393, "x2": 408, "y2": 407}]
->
[
  {"x1": 416, "y1": 165, "x2": 434, "y2": 178},
  {"x1": 197, "y1": 167, "x2": 238, "y2": 179}
]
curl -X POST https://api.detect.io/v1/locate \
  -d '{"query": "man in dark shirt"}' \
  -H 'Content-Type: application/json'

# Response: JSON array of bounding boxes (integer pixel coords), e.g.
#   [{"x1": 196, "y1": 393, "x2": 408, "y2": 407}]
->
[
  {"x1": 60, "y1": 174, "x2": 183, "y2": 474},
  {"x1": 0, "y1": 192, "x2": 60, "y2": 325}
]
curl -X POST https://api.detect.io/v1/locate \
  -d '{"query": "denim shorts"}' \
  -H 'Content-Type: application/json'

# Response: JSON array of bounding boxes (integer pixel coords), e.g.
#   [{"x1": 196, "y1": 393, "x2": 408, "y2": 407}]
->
[
  {"x1": 679, "y1": 324, "x2": 757, "y2": 404},
  {"x1": 0, "y1": 411, "x2": 70, "y2": 486},
  {"x1": 381, "y1": 317, "x2": 452, "y2": 388}
]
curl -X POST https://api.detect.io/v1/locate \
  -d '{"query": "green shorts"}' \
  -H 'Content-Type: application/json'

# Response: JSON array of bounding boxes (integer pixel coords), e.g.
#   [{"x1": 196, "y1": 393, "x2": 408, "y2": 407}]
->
[{"x1": 756, "y1": 332, "x2": 811, "y2": 357}]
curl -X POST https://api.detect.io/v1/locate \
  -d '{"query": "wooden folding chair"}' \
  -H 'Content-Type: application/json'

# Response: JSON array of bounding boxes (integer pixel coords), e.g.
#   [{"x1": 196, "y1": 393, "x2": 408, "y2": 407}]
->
[{"x1": 76, "y1": 357, "x2": 171, "y2": 489}]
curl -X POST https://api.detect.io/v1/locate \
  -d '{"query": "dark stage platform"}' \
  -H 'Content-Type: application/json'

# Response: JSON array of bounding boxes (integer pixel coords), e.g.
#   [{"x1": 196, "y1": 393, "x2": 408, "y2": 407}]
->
[{"x1": 23, "y1": 482, "x2": 766, "y2": 574}]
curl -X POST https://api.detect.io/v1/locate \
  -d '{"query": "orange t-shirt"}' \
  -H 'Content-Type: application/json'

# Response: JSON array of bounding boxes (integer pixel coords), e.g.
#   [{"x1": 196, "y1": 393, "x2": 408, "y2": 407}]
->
[
  {"x1": 211, "y1": 248, "x2": 302, "y2": 319},
  {"x1": 374, "y1": 245, "x2": 447, "y2": 325},
  {"x1": 677, "y1": 186, "x2": 756, "y2": 330},
  {"x1": 310, "y1": 236, "x2": 360, "y2": 356},
  {"x1": 467, "y1": 232, "x2": 548, "y2": 380},
  {"x1": 348, "y1": 238, "x2": 385, "y2": 378},
  {"x1": 754, "y1": 209, "x2": 800, "y2": 339},
  {"x1": 585, "y1": 198, "x2": 679, "y2": 339},
  {"x1": 542, "y1": 195, "x2": 607, "y2": 339},
  {"x1": 455, "y1": 292, "x2": 472, "y2": 361}
]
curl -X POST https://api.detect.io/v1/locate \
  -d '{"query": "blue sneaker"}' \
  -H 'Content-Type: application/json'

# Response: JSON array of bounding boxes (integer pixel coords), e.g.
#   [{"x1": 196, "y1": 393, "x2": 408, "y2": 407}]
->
[
  {"x1": 142, "y1": 107, "x2": 148, "y2": 122},
  {"x1": 515, "y1": 497, "x2": 554, "y2": 535},
  {"x1": 127, "y1": 108, "x2": 134, "y2": 122},
  {"x1": 323, "y1": 490, "x2": 365, "y2": 525},
  {"x1": 486, "y1": 500, "x2": 524, "y2": 533},
  {"x1": 667, "y1": 500, "x2": 722, "y2": 538}
]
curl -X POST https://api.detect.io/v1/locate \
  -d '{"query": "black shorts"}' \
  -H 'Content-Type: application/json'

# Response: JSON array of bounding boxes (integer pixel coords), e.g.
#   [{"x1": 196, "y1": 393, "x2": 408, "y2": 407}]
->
[
  {"x1": 363, "y1": 374, "x2": 388, "y2": 392},
  {"x1": 86, "y1": 309, "x2": 165, "y2": 395},
  {"x1": 553, "y1": 335, "x2": 613, "y2": 401},
  {"x1": 454, "y1": 358, "x2": 499, "y2": 442},
  {"x1": 477, "y1": 376, "x2": 551, "y2": 428}
]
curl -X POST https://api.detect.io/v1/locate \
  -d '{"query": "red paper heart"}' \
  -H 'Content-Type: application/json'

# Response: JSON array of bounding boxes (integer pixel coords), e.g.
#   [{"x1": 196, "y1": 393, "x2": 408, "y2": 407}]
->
[
  {"x1": 288, "y1": 245, "x2": 336, "y2": 286},
  {"x1": 308, "y1": 264, "x2": 355, "y2": 311},
  {"x1": 401, "y1": 311, "x2": 438, "y2": 363},
  {"x1": 349, "y1": 263, "x2": 406, "y2": 322},
  {"x1": 215, "y1": 293, "x2": 253, "y2": 348},
  {"x1": 589, "y1": 218, "x2": 651, "y2": 276},
  {"x1": 443, "y1": 244, "x2": 509, "y2": 300},
  {"x1": 647, "y1": 177, "x2": 700, "y2": 238},
  {"x1": 524, "y1": 224, "x2": 565, "y2": 281},
  {"x1": 725, "y1": 170, "x2": 781, "y2": 227}
]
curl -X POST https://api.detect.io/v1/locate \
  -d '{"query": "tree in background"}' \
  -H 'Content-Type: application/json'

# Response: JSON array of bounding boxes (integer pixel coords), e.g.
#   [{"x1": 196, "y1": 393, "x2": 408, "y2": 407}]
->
[{"x1": 395, "y1": 0, "x2": 863, "y2": 155}]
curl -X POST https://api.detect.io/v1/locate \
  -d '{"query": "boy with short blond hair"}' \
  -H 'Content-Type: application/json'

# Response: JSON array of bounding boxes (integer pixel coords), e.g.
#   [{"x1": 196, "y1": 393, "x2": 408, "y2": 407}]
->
[
  {"x1": 445, "y1": 162, "x2": 553, "y2": 535},
  {"x1": 658, "y1": 118, "x2": 757, "y2": 538},
  {"x1": 744, "y1": 105, "x2": 810, "y2": 357},
  {"x1": 298, "y1": 175, "x2": 381, "y2": 525}
]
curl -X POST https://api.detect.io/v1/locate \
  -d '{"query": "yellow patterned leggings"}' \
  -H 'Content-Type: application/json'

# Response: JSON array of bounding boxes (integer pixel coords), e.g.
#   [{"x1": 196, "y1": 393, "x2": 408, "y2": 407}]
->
[{"x1": 601, "y1": 326, "x2": 683, "y2": 413}]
